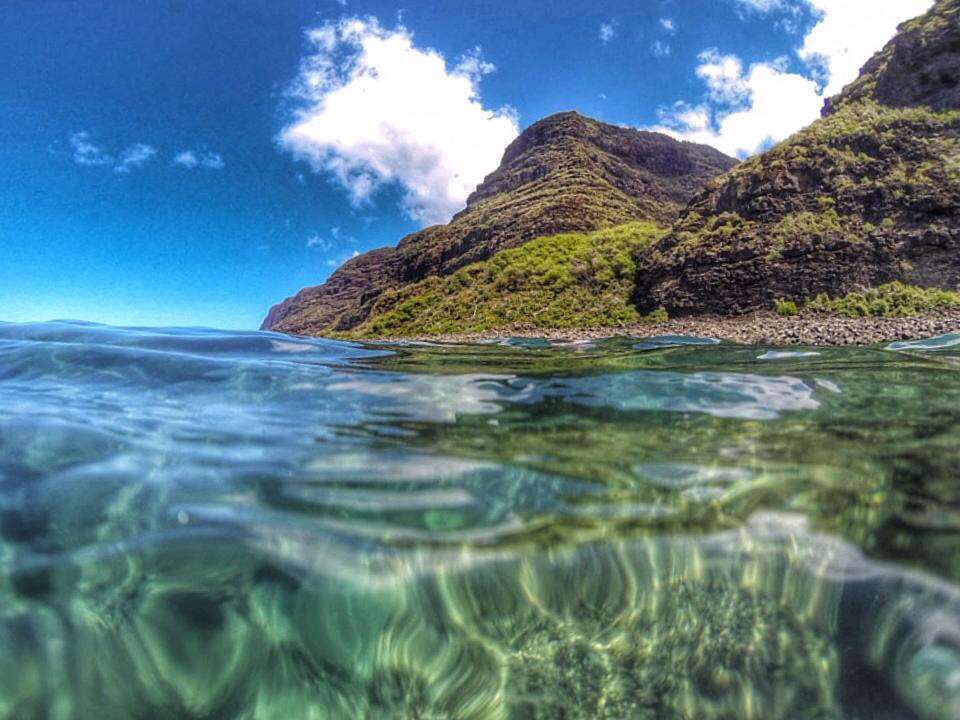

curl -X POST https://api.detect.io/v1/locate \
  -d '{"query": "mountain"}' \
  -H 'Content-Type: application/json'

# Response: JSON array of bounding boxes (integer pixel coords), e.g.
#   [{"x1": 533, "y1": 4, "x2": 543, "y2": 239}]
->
[
  {"x1": 261, "y1": 113, "x2": 736, "y2": 334},
  {"x1": 632, "y1": 0, "x2": 960, "y2": 316},
  {"x1": 264, "y1": 0, "x2": 960, "y2": 337}
]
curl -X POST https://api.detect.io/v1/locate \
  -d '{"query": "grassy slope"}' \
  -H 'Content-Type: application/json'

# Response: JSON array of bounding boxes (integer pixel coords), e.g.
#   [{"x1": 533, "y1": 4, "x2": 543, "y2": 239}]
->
[
  {"x1": 346, "y1": 221, "x2": 667, "y2": 337},
  {"x1": 806, "y1": 281, "x2": 960, "y2": 317}
]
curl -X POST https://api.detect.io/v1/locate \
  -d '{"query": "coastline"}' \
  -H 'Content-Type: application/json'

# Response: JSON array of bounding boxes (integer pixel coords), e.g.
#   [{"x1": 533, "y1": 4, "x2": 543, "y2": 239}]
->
[{"x1": 373, "y1": 308, "x2": 960, "y2": 346}]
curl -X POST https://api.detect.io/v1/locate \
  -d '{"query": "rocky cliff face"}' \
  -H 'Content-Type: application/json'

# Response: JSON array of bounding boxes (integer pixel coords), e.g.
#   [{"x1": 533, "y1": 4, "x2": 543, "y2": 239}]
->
[
  {"x1": 262, "y1": 112, "x2": 735, "y2": 334},
  {"x1": 633, "y1": 0, "x2": 960, "y2": 316}
]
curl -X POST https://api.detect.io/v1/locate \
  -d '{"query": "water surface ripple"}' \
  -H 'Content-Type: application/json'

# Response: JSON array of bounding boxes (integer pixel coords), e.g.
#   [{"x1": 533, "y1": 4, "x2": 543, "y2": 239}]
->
[{"x1": 2, "y1": 321, "x2": 960, "y2": 718}]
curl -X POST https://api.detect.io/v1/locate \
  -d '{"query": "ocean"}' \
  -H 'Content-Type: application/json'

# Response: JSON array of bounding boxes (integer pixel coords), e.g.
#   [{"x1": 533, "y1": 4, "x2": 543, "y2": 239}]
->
[{"x1": 1, "y1": 320, "x2": 959, "y2": 719}]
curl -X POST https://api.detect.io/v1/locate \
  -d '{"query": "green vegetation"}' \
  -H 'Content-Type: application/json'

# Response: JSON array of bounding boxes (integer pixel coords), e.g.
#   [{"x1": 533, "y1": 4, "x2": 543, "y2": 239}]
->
[
  {"x1": 767, "y1": 209, "x2": 844, "y2": 259},
  {"x1": 721, "y1": 100, "x2": 960, "y2": 199},
  {"x1": 806, "y1": 281, "x2": 960, "y2": 317},
  {"x1": 773, "y1": 298, "x2": 799, "y2": 317},
  {"x1": 351, "y1": 221, "x2": 666, "y2": 337},
  {"x1": 659, "y1": 101, "x2": 960, "y2": 257},
  {"x1": 643, "y1": 307, "x2": 669, "y2": 322},
  {"x1": 799, "y1": 99, "x2": 960, "y2": 146},
  {"x1": 673, "y1": 210, "x2": 757, "y2": 253}
]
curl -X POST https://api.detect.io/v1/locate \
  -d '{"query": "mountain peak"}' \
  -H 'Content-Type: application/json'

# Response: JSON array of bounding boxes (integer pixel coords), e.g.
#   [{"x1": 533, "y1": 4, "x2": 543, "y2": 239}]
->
[
  {"x1": 465, "y1": 112, "x2": 734, "y2": 210},
  {"x1": 262, "y1": 114, "x2": 735, "y2": 334}
]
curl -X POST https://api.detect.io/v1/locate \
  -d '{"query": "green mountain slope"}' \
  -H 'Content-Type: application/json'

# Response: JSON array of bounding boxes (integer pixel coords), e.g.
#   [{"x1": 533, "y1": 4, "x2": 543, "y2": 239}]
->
[{"x1": 347, "y1": 221, "x2": 665, "y2": 337}]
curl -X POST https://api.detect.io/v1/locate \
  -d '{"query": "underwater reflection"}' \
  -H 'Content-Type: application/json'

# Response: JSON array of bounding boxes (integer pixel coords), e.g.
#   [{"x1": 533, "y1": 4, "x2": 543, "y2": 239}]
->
[{"x1": 0, "y1": 513, "x2": 957, "y2": 718}]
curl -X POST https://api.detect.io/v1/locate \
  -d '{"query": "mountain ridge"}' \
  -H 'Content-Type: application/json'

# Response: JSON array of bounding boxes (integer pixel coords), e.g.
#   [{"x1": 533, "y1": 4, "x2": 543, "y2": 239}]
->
[{"x1": 261, "y1": 112, "x2": 736, "y2": 334}]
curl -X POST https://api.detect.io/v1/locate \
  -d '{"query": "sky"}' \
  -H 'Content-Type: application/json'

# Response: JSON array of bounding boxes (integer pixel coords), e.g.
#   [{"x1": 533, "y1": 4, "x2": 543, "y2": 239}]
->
[{"x1": 0, "y1": 0, "x2": 933, "y2": 329}]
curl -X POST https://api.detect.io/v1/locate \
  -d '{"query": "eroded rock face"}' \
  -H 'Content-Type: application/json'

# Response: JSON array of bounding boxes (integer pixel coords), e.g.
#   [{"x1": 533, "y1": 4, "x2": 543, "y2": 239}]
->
[
  {"x1": 633, "y1": 0, "x2": 960, "y2": 317},
  {"x1": 261, "y1": 113, "x2": 735, "y2": 335}
]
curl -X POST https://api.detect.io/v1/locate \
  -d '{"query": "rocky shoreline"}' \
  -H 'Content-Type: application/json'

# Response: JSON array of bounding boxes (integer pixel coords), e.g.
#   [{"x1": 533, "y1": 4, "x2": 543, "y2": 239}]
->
[{"x1": 377, "y1": 308, "x2": 960, "y2": 346}]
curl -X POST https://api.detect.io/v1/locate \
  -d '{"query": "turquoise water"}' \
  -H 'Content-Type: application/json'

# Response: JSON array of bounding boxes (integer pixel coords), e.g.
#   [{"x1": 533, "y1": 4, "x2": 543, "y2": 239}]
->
[{"x1": 2, "y1": 321, "x2": 960, "y2": 719}]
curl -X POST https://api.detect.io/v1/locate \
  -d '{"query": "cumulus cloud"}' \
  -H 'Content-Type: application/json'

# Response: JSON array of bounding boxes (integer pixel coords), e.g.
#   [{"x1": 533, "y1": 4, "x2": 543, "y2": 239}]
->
[
  {"x1": 696, "y1": 50, "x2": 751, "y2": 103},
  {"x1": 659, "y1": 18, "x2": 676, "y2": 33},
  {"x1": 114, "y1": 143, "x2": 157, "y2": 173},
  {"x1": 278, "y1": 17, "x2": 519, "y2": 227},
  {"x1": 655, "y1": 0, "x2": 934, "y2": 157},
  {"x1": 173, "y1": 149, "x2": 225, "y2": 169},
  {"x1": 799, "y1": 0, "x2": 933, "y2": 97},
  {"x1": 657, "y1": 65, "x2": 822, "y2": 156},
  {"x1": 599, "y1": 22, "x2": 617, "y2": 44}
]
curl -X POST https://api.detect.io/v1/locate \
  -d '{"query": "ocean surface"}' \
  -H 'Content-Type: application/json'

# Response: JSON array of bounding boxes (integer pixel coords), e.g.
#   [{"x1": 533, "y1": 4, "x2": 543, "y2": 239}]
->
[{"x1": 2, "y1": 321, "x2": 960, "y2": 719}]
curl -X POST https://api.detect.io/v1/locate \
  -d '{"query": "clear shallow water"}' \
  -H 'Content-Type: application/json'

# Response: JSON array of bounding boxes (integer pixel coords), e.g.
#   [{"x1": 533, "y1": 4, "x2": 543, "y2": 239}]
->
[{"x1": 2, "y1": 322, "x2": 960, "y2": 719}]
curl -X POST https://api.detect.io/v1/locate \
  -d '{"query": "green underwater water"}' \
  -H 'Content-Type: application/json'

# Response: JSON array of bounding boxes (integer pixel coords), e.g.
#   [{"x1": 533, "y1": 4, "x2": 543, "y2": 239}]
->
[{"x1": 1, "y1": 322, "x2": 960, "y2": 718}]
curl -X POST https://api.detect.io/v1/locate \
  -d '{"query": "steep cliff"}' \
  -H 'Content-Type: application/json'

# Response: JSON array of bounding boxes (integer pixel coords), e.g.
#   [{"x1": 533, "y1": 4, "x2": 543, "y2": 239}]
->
[
  {"x1": 633, "y1": 0, "x2": 960, "y2": 316},
  {"x1": 262, "y1": 112, "x2": 735, "y2": 334}
]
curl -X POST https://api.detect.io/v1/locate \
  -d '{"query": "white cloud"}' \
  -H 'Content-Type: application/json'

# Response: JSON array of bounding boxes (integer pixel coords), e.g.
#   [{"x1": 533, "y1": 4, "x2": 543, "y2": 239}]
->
[
  {"x1": 600, "y1": 22, "x2": 617, "y2": 44},
  {"x1": 308, "y1": 226, "x2": 356, "y2": 253},
  {"x1": 69, "y1": 133, "x2": 157, "y2": 173},
  {"x1": 660, "y1": 18, "x2": 676, "y2": 33},
  {"x1": 70, "y1": 132, "x2": 113, "y2": 166},
  {"x1": 658, "y1": 65, "x2": 823, "y2": 156},
  {"x1": 669, "y1": 104, "x2": 712, "y2": 133},
  {"x1": 201, "y1": 152, "x2": 225, "y2": 169},
  {"x1": 306, "y1": 235, "x2": 332, "y2": 250},
  {"x1": 173, "y1": 150, "x2": 198, "y2": 167},
  {"x1": 655, "y1": 0, "x2": 934, "y2": 157},
  {"x1": 173, "y1": 149, "x2": 225, "y2": 169},
  {"x1": 696, "y1": 50, "x2": 751, "y2": 104},
  {"x1": 455, "y1": 46, "x2": 495, "y2": 76},
  {"x1": 799, "y1": 0, "x2": 933, "y2": 97},
  {"x1": 733, "y1": 0, "x2": 786, "y2": 11},
  {"x1": 278, "y1": 17, "x2": 519, "y2": 227},
  {"x1": 651, "y1": 41, "x2": 672, "y2": 58},
  {"x1": 729, "y1": 0, "x2": 805, "y2": 32},
  {"x1": 114, "y1": 143, "x2": 157, "y2": 173}
]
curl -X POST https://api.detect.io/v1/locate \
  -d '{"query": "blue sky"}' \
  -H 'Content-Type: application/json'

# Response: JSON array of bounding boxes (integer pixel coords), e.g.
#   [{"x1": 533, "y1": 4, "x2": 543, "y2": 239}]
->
[{"x1": 0, "y1": 0, "x2": 931, "y2": 329}]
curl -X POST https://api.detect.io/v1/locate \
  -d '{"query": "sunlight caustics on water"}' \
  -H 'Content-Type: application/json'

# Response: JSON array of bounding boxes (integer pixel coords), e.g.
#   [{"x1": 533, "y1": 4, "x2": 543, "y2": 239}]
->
[{"x1": 2, "y1": 321, "x2": 960, "y2": 719}]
